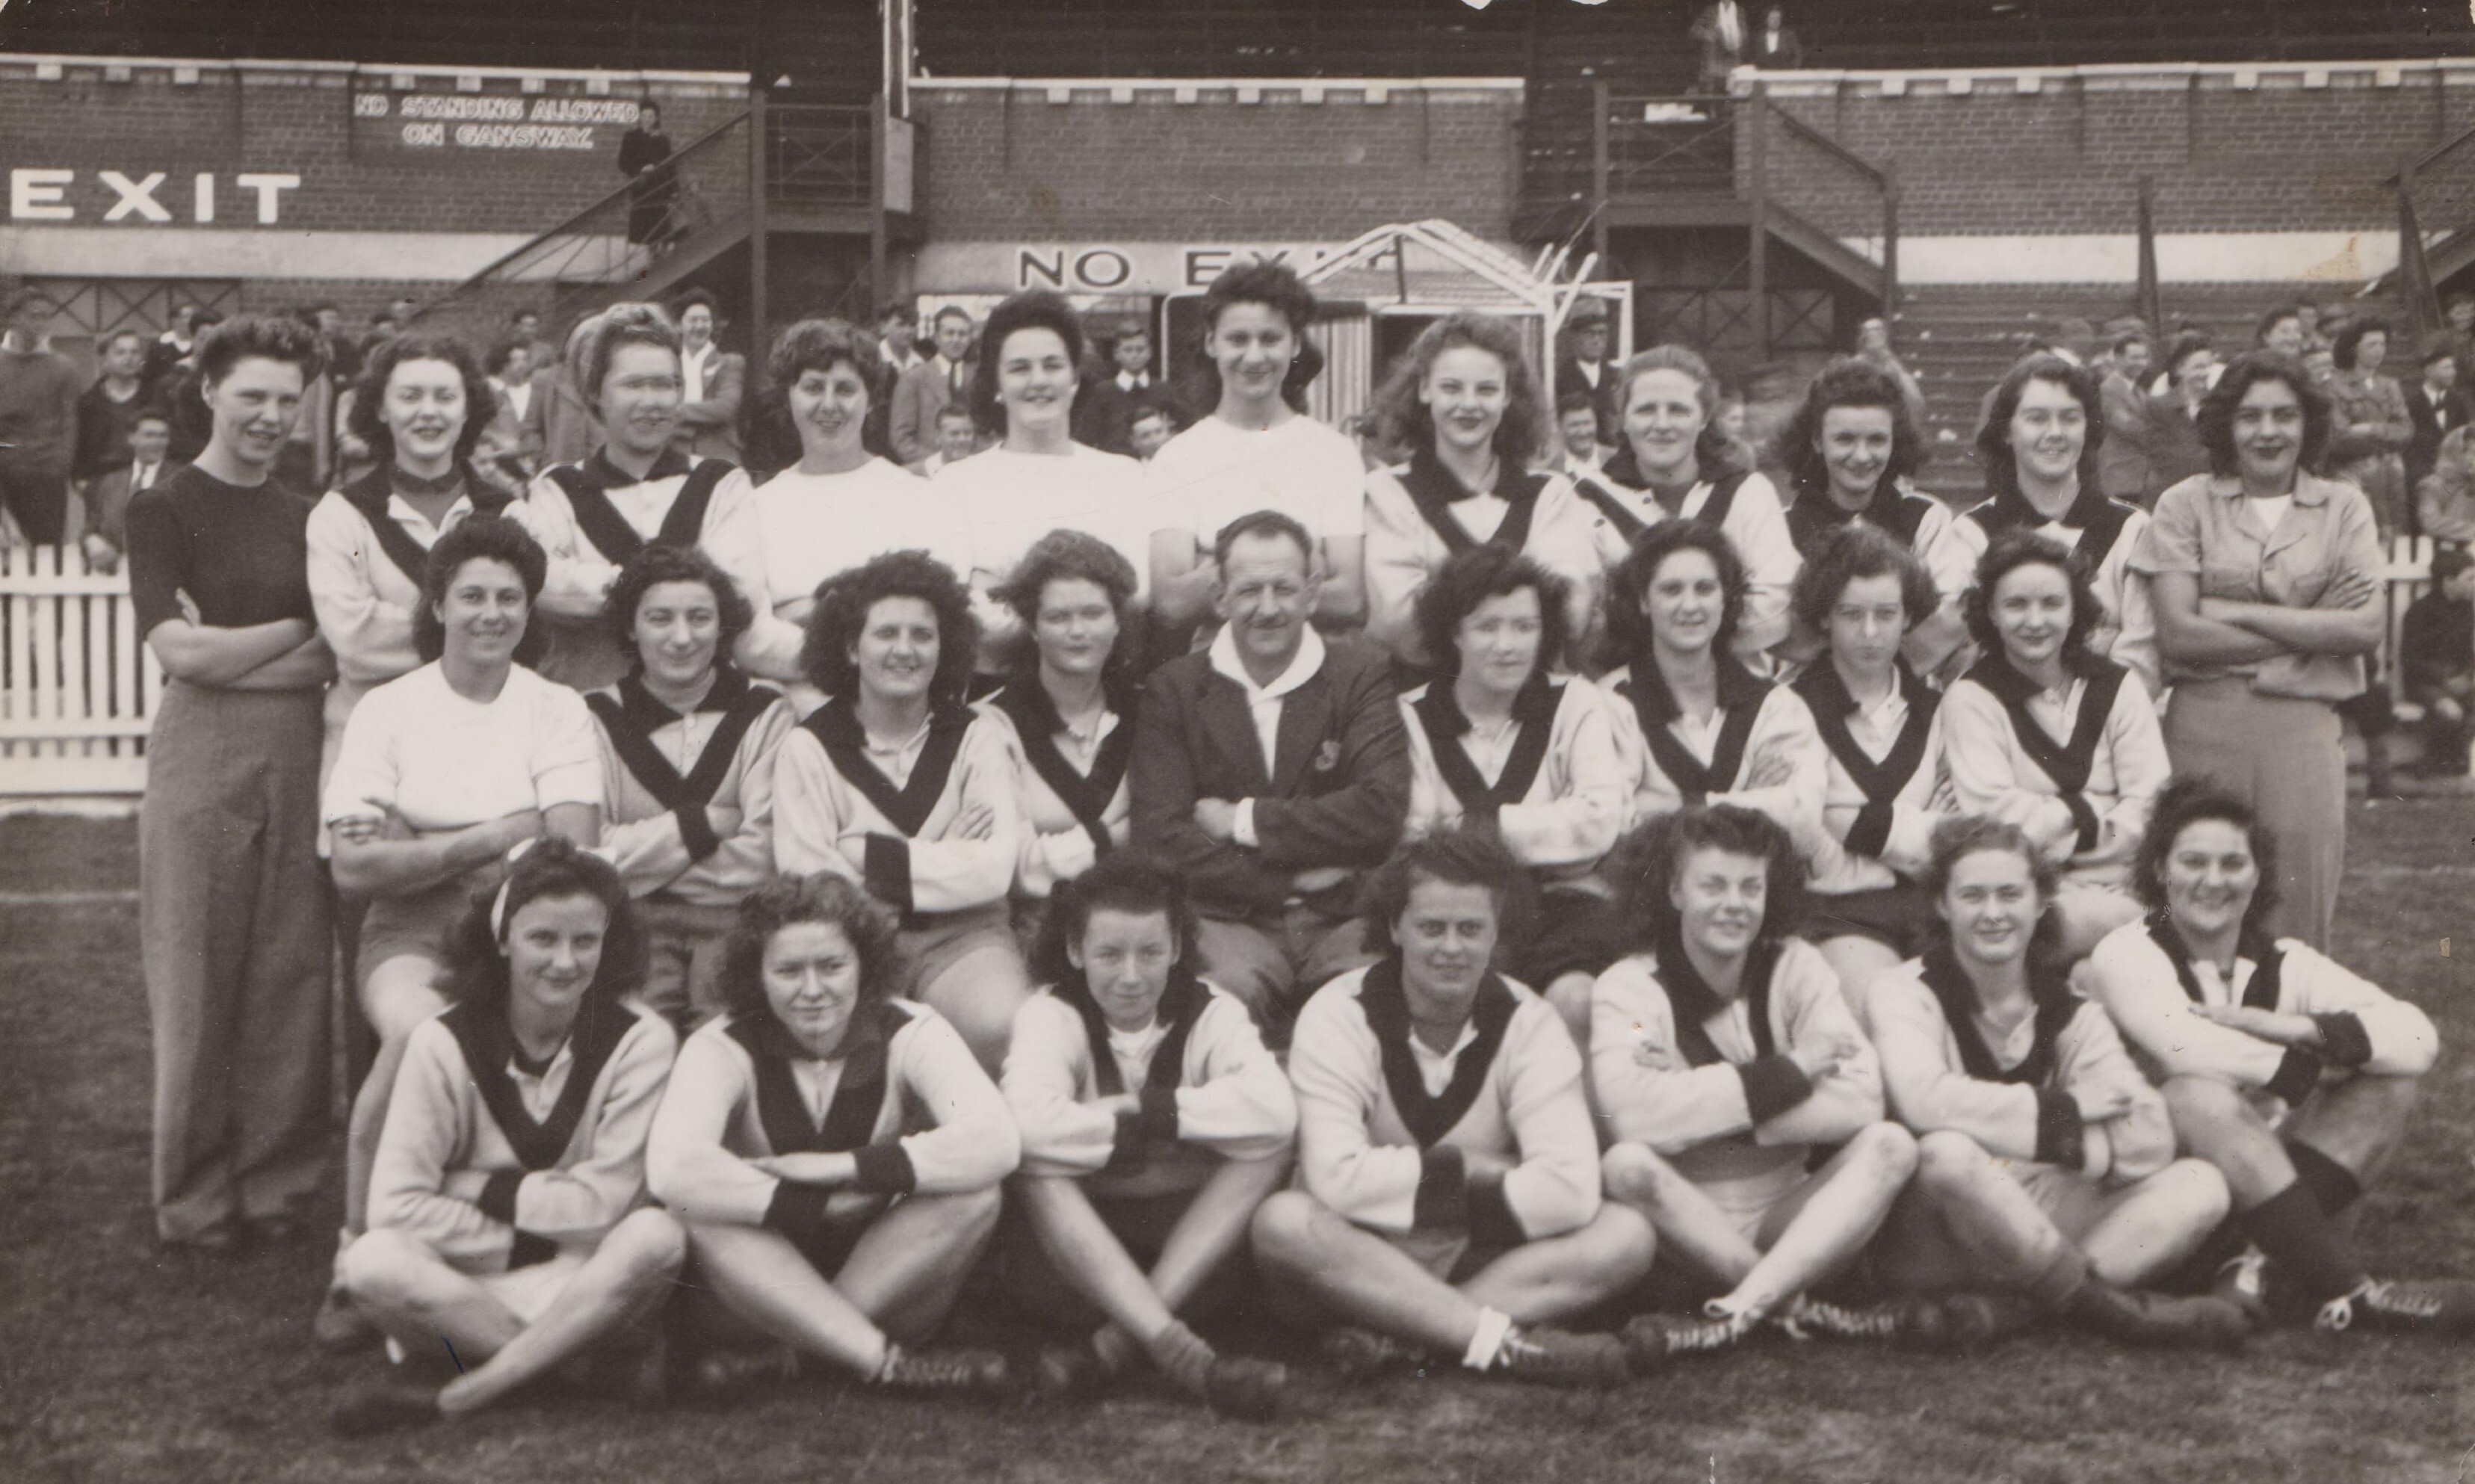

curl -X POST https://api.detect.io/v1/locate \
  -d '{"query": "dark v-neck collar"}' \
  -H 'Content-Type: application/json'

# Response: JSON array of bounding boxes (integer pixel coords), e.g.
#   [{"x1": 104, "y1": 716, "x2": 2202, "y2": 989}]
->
[
  {"x1": 800, "y1": 696, "x2": 974, "y2": 838},
  {"x1": 1355, "y1": 955, "x2": 1518, "y2": 1148}
]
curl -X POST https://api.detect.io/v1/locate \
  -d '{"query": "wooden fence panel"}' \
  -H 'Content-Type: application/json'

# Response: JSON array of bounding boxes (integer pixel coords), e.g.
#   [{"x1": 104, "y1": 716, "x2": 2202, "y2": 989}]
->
[{"x1": 1, "y1": 544, "x2": 161, "y2": 797}]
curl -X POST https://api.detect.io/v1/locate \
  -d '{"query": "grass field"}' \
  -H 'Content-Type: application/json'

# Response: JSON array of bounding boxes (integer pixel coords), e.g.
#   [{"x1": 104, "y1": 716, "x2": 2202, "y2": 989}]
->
[{"x1": 2, "y1": 806, "x2": 2470, "y2": 1484}]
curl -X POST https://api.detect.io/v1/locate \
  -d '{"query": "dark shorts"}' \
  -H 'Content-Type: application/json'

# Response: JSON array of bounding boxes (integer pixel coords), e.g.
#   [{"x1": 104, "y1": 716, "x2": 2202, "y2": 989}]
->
[{"x1": 1801, "y1": 882, "x2": 1931, "y2": 956}]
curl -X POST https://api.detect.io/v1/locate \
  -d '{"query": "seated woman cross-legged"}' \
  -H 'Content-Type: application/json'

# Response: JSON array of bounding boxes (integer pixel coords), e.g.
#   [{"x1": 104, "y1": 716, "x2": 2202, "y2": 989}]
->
[
  {"x1": 771, "y1": 551, "x2": 1032, "y2": 1072},
  {"x1": 1941, "y1": 530, "x2": 2165, "y2": 962},
  {"x1": 1591, "y1": 805, "x2": 1923, "y2": 1364},
  {"x1": 645, "y1": 874, "x2": 1019, "y2": 1399},
  {"x1": 1864, "y1": 816, "x2": 2252, "y2": 1351},
  {"x1": 1397, "y1": 545, "x2": 1628, "y2": 1048},
  {"x1": 2082, "y1": 779, "x2": 2472, "y2": 1335},
  {"x1": 1000, "y1": 854, "x2": 1295, "y2": 1419},
  {"x1": 330, "y1": 840, "x2": 685, "y2": 1436},
  {"x1": 1249, "y1": 828, "x2": 1655, "y2": 1389},
  {"x1": 321, "y1": 516, "x2": 603, "y2": 1343},
  {"x1": 1790, "y1": 524, "x2": 1956, "y2": 1017}
]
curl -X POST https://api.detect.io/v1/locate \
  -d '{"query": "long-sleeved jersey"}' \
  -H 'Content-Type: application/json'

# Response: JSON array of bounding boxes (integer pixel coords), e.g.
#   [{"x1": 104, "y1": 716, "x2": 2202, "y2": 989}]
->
[
  {"x1": 369, "y1": 997, "x2": 676, "y2": 1273},
  {"x1": 588, "y1": 664, "x2": 793, "y2": 907},
  {"x1": 1289, "y1": 960, "x2": 1601, "y2": 1246},
  {"x1": 772, "y1": 698, "x2": 1021, "y2": 918},
  {"x1": 1940, "y1": 653, "x2": 2166, "y2": 888},
  {"x1": 646, "y1": 999, "x2": 1019, "y2": 1241},
  {"x1": 1863, "y1": 949, "x2": 2172, "y2": 1184},
  {"x1": 1599, "y1": 657, "x2": 1829, "y2": 859},
  {"x1": 1791, "y1": 659, "x2": 1949, "y2": 896},
  {"x1": 1003, "y1": 971, "x2": 1295, "y2": 1198},
  {"x1": 1400, "y1": 675, "x2": 1625, "y2": 882}
]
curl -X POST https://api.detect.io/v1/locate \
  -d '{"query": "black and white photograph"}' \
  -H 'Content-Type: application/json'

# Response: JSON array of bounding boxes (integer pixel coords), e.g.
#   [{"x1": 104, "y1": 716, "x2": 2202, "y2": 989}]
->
[{"x1": 0, "y1": 0, "x2": 2470, "y2": 1478}]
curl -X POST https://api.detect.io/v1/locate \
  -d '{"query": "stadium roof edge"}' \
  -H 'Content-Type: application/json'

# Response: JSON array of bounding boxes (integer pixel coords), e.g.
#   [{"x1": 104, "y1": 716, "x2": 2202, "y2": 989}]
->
[
  {"x1": 1740, "y1": 56, "x2": 2475, "y2": 87},
  {"x1": 0, "y1": 52, "x2": 752, "y2": 84},
  {"x1": 909, "y1": 75, "x2": 1525, "y2": 92}
]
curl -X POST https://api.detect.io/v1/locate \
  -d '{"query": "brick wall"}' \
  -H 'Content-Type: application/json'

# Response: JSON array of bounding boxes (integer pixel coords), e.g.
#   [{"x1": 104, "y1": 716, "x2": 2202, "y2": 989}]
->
[
  {"x1": 1754, "y1": 61, "x2": 2475, "y2": 244},
  {"x1": 912, "y1": 84, "x2": 1521, "y2": 243}
]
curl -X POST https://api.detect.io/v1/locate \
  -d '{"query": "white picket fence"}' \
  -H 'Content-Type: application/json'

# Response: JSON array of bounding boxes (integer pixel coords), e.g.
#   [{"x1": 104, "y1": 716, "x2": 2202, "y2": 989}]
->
[
  {"x1": 1, "y1": 544, "x2": 164, "y2": 797},
  {"x1": 0, "y1": 537, "x2": 2456, "y2": 800}
]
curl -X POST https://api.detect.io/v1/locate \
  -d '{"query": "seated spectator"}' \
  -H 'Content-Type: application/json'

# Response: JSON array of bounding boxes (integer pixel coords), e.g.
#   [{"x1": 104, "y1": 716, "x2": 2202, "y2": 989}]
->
[
  {"x1": 2329, "y1": 318, "x2": 2412, "y2": 542},
  {"x1": 1941, "y1": 531, "x2": 2163, "y2": 961},
  {"x1": 1863, "y1": 816, "x2": 2250, "y2": 1350},
  {"x1": 770, "y1": 551, "x2": 1029, "y2": 1071},
  {"x1": 911, "y1": 402, "x2": 978, "y2": 477},
  {"x1": 330, "y1": 840, "x2": 685, "y2": 1436},
  {"x1": 1362, "y1": 312, "x2": 1603, "y2": 675},
  {"x1": 1398, "y1": 545, "x2": 1627, "y2": 1042},
  {"x1": 76, "y1": 407, "x2": 174, "y2": 573},
  {"x1": 1551, "y1": 389, "x2": 1608, "y2": 483},
  {"x1": 2083, "y1": 779, "x2": 2471, "y2": 1335},
  {"x1": 981, "y1": 531, "x2": 1145, "y2": 908},
  {"x1": 1001, "y1": 855, "x2": 1294, "y2": 1417},
  {"x1": 1593, "y1": 805, "x2": 1923, "y2": 1361},
  {"x1": 588, "y1": 546, "x2": 795, "y2": 1027},
  {"x1": 1249, "y1": 828, "x2": 1654, "y2": 1388},
  {"x1": 2417, "y1": 421, "x2": 2475, "y2": 548},
  {"x1": 644, "y1": 874, "x2": 1017, "y2": 1400},
  {"x1": 1129, "y1": 510, "x2": 1409, "y2": 1030},
  {"x1": 1126, "y1": 398, "x2": 1180, "y2": 463},
  {"x1": 2400, "y1": 546, "x2": 2473, "y2": 777},
  {"x1": 2403, "y1": 334, "x2": 2468, "y2": 510},
  {"x1": 670, "y1": 289, "x2": 744, "y2": 465}
]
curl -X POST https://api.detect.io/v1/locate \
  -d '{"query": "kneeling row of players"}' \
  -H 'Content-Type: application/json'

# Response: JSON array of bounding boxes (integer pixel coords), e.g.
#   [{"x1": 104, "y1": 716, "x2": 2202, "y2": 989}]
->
[{"x1": 327, "y1": 783, "x2": 2459, "y2": 1436}]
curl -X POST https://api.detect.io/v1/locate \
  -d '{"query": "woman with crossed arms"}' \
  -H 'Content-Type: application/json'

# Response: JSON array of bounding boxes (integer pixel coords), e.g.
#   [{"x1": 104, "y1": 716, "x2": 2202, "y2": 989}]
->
[{"x1": 1001, "y1": 853, "x2": 1294, "y2": 1418}]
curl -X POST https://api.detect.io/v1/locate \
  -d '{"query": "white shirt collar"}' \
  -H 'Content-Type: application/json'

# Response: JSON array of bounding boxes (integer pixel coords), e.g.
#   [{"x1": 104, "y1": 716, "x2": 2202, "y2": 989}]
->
[
  {"x1": 1407, "y1": 1017, "x2": 1482, "y2": 1097},
  {"x1": 1209, "y1": 621, "x2": 1326, "y2": 702}
]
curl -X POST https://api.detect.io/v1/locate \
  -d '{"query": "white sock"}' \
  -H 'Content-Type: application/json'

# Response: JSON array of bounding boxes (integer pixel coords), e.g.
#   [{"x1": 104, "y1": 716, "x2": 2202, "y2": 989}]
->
[{"x1": 1462, "y1": 1306, "x2": 1515, "y2": 1370}]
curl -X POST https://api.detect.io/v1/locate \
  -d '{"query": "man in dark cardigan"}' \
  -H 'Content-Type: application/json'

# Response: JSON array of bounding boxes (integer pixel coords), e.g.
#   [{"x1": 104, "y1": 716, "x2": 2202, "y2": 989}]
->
[{"x1": 1132, "y1": 509, "x2": 1410, "y2": 1029}]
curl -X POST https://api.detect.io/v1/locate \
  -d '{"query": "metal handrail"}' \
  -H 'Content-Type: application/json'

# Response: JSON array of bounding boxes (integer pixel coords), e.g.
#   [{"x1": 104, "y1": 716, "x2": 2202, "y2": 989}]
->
[{"x1": 413, "y1": 108, "x2": 753, "y2": 319}]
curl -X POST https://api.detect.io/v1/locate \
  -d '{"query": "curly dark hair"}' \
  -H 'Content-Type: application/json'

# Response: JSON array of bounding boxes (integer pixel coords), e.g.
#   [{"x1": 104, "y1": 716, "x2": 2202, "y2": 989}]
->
[
  {"x1": 969, "y1": 289, "x2": 1087, "y2": 437},
  {"x1": 766, "y1": 316, "x2": 886, "y2": 401},
  {"x1": 413, "y1": 514, "x2": 549, "y2": 667},
  {"x1": 799, "y1": 549, "x2": 979, "y2": 704},
  {"x1": 1605, "y1": 519, "x2": 1748, "y2": 668},
  {"x1": 716, "y1": 873, "x2": 903, "y2": 1024},
  {"x1": 1028, "y1": 850, "x2": 1202, "y2": 993},
  {"x1": 2131, "y1": 776, "x2": 2283, "y2": 937},
  {"x1": 2331, "y1": 316, "x2": 2391, "y2": 374},
  {"x1": 1370, "y1": 312, "x2": 1547, "y2": 470},
  {"x1": 570, "y1": 301, "x2": 681, "y2": 408},
  {"x1": 1975, "y1": 353, "x2": 2106, "y2": 504},
  {"x1": 2197, "y1": 351, "x2": 2332, "y2": 479},
  {"x1": 1197, "y1": 260, "x2": 1323, "y2": 415},
  {"x1": 602, "y1": 542, "x2": 756, "y2": 661},
  {"x1": 1613, "y1": 344, "x2": 1747, "y2": 481},
  {"x1": 1962, "y1": 528, "x2": 2103, "y2": 667},
  {"x1": 2254, "y1": 303, "x2": 2306, "y2": 348},
  {"x1": 196, "y1": 313, "x2": 326, "y2": 388},
  {"x1": 1413, "y1": 543, "x2": 1572, "y2": 682},
  {"x1": 1356, "y1": 825, "x2": 1534, "y2": 962},
  {"x1": 348, "y1": 330, "x2": 498, "y2": 471},
  {"x1": 1776, "y1": 356, "x2": 1926, "y2": 504},
  {"x1": 989, "y1": 528, "x2": 1143, "y2": 687},
  {"x1": 1605, "y1": 803, "x2": 1806, "y2": 952},
  {"x1": 1790, "y1": 520, "x2": 1938, "y2": 642},
  {"x1": 1918, "y1": 814, "x2": 2071, "y2": 975},
  {"x1": 439, "y1": 836, "x2": 644, "y2": 1019}
]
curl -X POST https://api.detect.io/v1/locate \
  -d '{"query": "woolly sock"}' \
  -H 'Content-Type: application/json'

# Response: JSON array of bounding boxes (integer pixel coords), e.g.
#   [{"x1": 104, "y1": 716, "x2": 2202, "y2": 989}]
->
[
  {"x1": 1146, "y1": 1320, "x2": 1217, "y2": 1397},
  {"x1": 1091, "y1": 1325, "x2": 1140, "y2": 1376},
  {"x1": 2284, "y1": 1140, "x2": 2364, "y2": 1219},
  {"x1": 2240, "y1": 1181, "x2": 2366, "y2": 1306},
  {"x1": 1462, "y1": 1307, "x2": 1515, "y2": 1371}
]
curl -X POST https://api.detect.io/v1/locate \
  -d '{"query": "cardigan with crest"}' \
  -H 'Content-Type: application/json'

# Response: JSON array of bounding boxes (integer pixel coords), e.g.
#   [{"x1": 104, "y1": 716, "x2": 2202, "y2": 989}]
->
[
  {"x1": 646, "y1": 1000, "x2": 1019, "y2": 1234},
  {"x1": 2082, "y1": 917, "x2": 2437, "y2": 1111},
  {"x1": 369, "y1": 999, "x2": 676, "y2": 1273},
  {"x1": 1863, "y1": 950, "x2": 2170, "y2": 1184},
  {"x1": 1589, "y1": 936, "x2": 1884, "y2": 1187},
  {"x1": 771, "y1": 699, "x2": 1022, "y2": 917},
  {"x1": 1130, "y1": 637, "x2": 1409, "y2": 919},
  {"x1": 1399, "y1": 675, "x2": 1625, "y2": 881},
  {"x1": 1002, "y1": 979, "x2": 1296, "y2": 1196},
  {"x1": 1940, "y1": 652, "x2": 2166, "y2": 887},
  {"x1": 1360, "y1": 448, "x2": 1604, "y2": 670},
  {"x1": 1288, "y1": 961, "x2": 1600, "y2": 1244},
  {"x1": 589, "y1": 667, "x2": 795, "y2": 907}
]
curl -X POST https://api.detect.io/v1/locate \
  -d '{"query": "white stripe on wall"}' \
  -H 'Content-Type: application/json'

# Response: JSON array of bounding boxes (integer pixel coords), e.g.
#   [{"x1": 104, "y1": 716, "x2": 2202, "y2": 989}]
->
[
  {"x1": 0, "y1": 227, "x2": 619, "y2": 282},
  {"x1": 1861, "y1": 231, "x2": 2404, "y2": 285}
]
